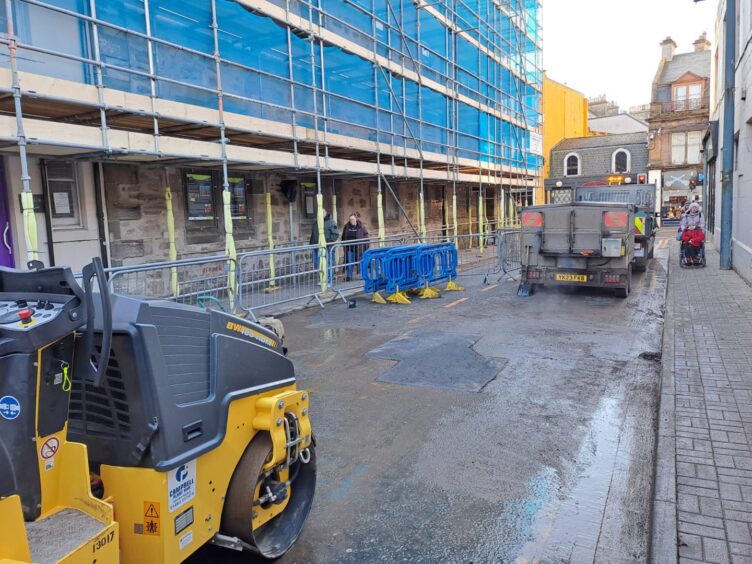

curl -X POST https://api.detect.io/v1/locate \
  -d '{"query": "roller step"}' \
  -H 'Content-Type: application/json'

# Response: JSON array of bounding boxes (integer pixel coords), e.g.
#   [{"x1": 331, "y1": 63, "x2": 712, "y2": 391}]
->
[{"x1": 25, "y1": 508, "x2": 105, "y2": 563}]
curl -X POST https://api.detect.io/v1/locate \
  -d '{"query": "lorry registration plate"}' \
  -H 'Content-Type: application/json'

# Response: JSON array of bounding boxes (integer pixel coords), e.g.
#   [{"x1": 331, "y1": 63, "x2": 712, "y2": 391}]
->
[{"x1": 555, "y1": 274, "x2": 588, "y2": 282}]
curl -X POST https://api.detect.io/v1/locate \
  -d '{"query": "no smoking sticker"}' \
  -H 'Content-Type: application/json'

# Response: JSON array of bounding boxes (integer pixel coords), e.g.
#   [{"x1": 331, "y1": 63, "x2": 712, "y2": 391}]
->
[{"x1": 40, "y1": 437, "x2": 60, "y2": 460}]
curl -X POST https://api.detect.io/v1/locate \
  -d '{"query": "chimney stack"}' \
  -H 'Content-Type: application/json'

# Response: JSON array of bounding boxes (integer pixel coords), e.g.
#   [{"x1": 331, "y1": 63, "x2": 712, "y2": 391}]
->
[
  {"x1": 661, "y1": 37, "x2": 677, "y2": 61},
  {"x1": 694, "y1": 32, "x2": 710, "y2": 52}
]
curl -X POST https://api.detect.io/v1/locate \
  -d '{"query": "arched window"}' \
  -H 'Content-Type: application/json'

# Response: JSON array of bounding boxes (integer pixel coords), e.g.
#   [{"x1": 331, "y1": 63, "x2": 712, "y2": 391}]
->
[
  {"x1": 564, "y1": 153, "x2": 580, "y2": 176},
  {"x1": 612, "y1": 149, "x2": 631, "y2": 173}
]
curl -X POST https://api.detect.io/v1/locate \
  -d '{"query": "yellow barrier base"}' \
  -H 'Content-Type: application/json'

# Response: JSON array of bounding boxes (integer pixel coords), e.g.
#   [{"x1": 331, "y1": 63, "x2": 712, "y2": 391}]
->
[
  {"x1": 387, "y1": 291, "x2": 411, "y2": 305},
  {"x1": 372, "y1": 292, "x2": 387, "y2": 304},
  {"x1": 445, "y1": 280, "x2": 465, "y2": 292},
  {"x1": 419, "y1": 287, "x2": 441, "y2": 299},
  {"x1": 264, "y1": 286, "x2": 280, "y2": 294}
]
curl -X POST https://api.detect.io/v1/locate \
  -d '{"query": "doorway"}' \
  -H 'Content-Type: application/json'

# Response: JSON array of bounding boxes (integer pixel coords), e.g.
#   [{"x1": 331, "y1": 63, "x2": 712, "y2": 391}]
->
[{"x1": 0, "y1": 159, "x2": 14, "y2": 268}]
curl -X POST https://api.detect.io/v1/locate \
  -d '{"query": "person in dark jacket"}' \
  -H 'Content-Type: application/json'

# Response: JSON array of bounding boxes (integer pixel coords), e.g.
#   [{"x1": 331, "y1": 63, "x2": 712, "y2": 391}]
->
[
  {"x1": 310, "y1": 209, "x2": 338, "y2": 281},
  {"x1": 341, "y1": 213, "x2": 370, "y2": 281}
]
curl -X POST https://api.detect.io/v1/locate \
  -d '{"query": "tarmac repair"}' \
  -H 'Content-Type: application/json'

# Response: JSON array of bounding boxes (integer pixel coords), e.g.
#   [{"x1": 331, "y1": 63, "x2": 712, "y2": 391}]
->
[{"x1": 194, "y1": 250, "x2": 668, "y2": 564}]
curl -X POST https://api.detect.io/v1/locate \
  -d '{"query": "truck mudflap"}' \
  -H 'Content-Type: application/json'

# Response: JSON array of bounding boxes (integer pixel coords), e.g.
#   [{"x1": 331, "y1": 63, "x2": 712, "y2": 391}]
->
[{"x1": 520, "y1": 267, "x2": 631, "y2": 291}]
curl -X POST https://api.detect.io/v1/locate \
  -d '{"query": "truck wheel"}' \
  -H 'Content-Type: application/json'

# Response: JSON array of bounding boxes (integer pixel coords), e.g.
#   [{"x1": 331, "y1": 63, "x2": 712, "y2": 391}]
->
[{"x1": 615, "y1": 267, "x2": 632, "y2": 298}]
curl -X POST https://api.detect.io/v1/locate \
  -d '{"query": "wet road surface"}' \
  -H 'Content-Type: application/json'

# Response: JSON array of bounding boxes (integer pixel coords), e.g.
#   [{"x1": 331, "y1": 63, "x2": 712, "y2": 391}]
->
[{"x1": 196, "y1": 245, "x2": 669, "y2": 563}]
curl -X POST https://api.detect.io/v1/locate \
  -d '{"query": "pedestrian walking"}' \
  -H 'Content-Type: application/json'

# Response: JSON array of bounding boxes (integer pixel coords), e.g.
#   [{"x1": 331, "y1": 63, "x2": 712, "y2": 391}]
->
[
  {"x1": 341, "y1": 213, "x2": 369, "y2": 281},
  {"x1": 310, "y1": 208, "x2": 338, "y2": 281}
]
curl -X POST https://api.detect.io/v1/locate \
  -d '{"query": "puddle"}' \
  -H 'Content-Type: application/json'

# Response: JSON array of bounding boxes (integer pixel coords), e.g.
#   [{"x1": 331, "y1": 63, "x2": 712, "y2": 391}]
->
[
  {"x1": 473, "y1": 467, "x2": 561, "y2": 562},
  {"x1": 513, "y1": 396, "x2": 624, "y2": 562}
]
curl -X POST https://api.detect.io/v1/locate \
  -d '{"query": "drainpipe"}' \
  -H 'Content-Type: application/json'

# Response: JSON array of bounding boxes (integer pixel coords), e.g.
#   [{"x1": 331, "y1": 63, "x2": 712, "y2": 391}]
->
[{"x1": 719, "y1": 0, "x2": 736, "y2": 270}]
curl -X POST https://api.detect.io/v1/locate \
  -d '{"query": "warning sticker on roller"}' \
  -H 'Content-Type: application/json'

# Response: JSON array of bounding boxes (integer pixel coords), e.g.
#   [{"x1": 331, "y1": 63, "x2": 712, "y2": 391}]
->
[
  {"x1": 143, "y1": 501, "x2": 161, "y2": 536},
  {"x1": 144, "y1": 502, "x2": 160, "y2": 519},
  {"x1": 40, "y1": 437, "x2": 60, "y2": 460}
]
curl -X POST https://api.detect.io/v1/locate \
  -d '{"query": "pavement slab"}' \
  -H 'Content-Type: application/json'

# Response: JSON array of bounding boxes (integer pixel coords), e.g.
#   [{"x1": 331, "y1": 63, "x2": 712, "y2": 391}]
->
[{"x1": 652, "y1": 233, "x2": 752, "y2": 564}]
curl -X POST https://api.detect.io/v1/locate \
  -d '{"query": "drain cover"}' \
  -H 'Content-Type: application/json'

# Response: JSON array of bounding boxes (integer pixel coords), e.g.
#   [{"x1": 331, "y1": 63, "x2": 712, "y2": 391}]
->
[{"x1": 368, "y1": 332, "x2": 505, "y2": 392}]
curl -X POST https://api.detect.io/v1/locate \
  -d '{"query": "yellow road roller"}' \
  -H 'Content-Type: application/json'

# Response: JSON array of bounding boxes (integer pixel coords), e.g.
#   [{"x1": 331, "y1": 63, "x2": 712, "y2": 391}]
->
[{"x1": 0, "y1": 258, "x2": 316, "y2": 562}]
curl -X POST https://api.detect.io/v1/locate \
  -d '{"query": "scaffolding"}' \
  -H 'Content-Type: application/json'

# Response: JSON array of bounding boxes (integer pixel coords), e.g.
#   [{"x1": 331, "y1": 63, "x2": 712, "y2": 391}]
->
[{"x1": 0, "y1": 0, "x2": 542, "y2": 255}]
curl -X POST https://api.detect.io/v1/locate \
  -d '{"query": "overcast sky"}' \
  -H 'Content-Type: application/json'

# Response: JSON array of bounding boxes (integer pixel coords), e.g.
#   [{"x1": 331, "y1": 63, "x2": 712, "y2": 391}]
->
[{"x1": 541, "y1": 0, "x2": 719, "y2": 110}]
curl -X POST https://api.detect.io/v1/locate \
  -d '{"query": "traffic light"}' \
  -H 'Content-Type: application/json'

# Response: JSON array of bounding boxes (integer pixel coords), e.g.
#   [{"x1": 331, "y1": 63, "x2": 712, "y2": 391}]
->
[
  {"x1": 638, "y1": 174, "x2": 647, "y2": 184},
  {"x1": 689, "y1": 177, "x2": 698, "y2": 190}
]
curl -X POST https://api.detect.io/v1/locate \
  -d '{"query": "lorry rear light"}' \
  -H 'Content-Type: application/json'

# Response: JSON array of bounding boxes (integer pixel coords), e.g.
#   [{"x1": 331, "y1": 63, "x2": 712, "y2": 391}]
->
[
  {"x1": 604, "y1": 274, "x2": 621, "y2": 284},
  {"x1": 522, "y1": 212, "x2": 543, "y2": 228},
  {"x1": 603, "y1": 211, "x2": 628, "y2": 229},
  {"x1": 526, "y1": 270, "x2": 542, "y2": 280}
]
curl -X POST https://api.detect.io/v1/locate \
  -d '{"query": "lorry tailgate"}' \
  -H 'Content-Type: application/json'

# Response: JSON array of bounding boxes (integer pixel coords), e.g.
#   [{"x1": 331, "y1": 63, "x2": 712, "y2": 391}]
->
[{"x1": 540, "y1": 206, "x2": 603, "y2": 254}]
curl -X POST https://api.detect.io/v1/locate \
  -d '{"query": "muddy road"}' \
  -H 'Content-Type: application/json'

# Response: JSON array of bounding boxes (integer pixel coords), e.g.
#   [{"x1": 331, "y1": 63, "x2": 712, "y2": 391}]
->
[{"x1": 196, "y1": 245, "x2": 669, "y2": 563}]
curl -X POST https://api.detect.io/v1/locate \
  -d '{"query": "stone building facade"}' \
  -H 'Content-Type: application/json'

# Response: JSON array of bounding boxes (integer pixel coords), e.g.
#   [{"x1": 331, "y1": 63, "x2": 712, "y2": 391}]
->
[
  {"x1": 0, "y1": 1, "x2": 541, "y2": 274},
  {"x1": 646, "y1": 35, "x2": 711, "y2": 221},
  {"x1": 705, "y1": 1, "x2": 752, "y2": 282},
  {"x1": 102, "y1": 164, "x2": 486, "y2": 267}
]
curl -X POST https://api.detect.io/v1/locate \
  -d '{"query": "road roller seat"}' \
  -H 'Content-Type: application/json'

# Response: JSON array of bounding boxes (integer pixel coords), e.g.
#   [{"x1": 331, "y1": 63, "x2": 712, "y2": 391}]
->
[{"x1": 68, "y1": 294, "x2": 294, "y2": 471}]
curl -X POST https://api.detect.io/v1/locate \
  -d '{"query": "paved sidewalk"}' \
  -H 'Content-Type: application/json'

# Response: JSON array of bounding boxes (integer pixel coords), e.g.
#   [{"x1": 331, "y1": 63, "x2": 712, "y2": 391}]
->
[{"x1": 653, "y1": 236, "x2": 752, "y2": 564}]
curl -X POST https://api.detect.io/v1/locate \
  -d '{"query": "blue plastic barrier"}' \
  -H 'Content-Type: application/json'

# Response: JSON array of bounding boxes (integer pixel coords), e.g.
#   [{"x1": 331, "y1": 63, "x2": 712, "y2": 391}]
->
[
  {"x1": 362, "y1": 246, "x2": 404, "y2": 293},
  {"x1": 361, "y1": 243, "x2": 459, "y2": 300},
  {"x1": 416, "y1": 243, "x2": 457, "y2": 286}
]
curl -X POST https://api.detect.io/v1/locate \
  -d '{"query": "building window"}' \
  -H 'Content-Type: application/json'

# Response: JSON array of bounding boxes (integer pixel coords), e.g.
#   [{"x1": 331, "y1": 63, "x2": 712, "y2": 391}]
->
[
  {"x1": 671, "y1": 131, "x2": 703, "y2": 165},
  {"x1": 564, "y1": 153, "x2": 580, "y2": 177},
  {"x1": 425, "y1": 186, "x2": 443, "y2": 221},
  {"x1": 184, "y1": 172, "x2": 217, "y2": 222},
  {"x1": 227, "y1": 176, "x2": 250, "y2": 222},
  {"x1": 300, "y1": 182, "x2": 317, "y2": 219},
  {"x1": 612, "y1": 149, "x2": 631, "y2": 173},
  {"x1": 43, "y1": 161, "x2": 83, "y2": 230},
  {"x1": 673, "y1": 83, "x2": 703, "y2": 111}
]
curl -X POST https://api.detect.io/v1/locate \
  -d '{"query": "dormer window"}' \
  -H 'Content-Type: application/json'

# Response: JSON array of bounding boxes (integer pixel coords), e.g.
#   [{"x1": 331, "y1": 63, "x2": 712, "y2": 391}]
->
[
  {"x1": 612, "y1": 149, "x2": 631, "y2": 173},
  {"x1": 564, "y1": 153, "x2": 580, "y2": 177},
  {"x1": 673, "y1": 83, "x2": 703, "y2": 111}
]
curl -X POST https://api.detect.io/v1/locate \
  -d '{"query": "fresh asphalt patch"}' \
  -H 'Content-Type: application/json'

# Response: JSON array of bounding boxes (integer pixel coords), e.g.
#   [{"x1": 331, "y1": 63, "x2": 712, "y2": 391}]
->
[{"x1": 367, "y1": 331, "x2": 507, "y2": 392}]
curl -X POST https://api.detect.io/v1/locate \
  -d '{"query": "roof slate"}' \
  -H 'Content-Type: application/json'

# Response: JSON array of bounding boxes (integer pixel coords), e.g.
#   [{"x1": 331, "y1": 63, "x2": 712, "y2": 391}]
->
[
  {"x1": 552, "y1": 132, "x2": 648, "y2": 152},
  {"x1": 657, "y1": 51, "x2": 711, "y2": 85}
]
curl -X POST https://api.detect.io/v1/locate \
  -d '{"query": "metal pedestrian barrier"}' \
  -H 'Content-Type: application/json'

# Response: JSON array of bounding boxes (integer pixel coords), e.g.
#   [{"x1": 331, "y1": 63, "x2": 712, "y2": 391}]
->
[
  {"x1": 237, "y1": 243, "x2": 326, "y2": 321},
  {"x1": 499, "y1": 230, "x2": 522, "y2": 276},
  {"x1": 106, "y1": 255, "x2": 237, "y2": 310},
  {"x1": 82, "y1": 227, "x2": 516, "y2": 319}
]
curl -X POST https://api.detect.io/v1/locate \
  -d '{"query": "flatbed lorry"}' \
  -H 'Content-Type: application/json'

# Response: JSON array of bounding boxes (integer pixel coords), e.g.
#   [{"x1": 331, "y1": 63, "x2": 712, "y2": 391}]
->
[{"x1": 518, "y1": 202, "x2": 635, "y2": 298}]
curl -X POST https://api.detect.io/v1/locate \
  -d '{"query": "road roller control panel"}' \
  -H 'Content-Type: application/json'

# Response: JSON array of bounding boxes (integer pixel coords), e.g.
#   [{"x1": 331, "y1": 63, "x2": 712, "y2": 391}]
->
[{"x1": 0, "y1": 298, "x2": 65, "y2": 331}]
